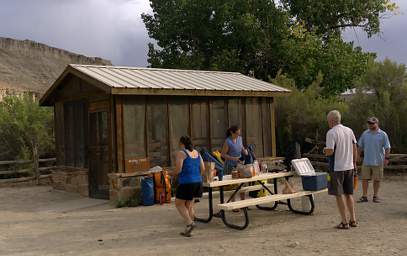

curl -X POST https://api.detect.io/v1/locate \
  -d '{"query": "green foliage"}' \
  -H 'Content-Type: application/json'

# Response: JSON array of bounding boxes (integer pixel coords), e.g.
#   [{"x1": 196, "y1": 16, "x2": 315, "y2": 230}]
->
[
  {"x1": 276, "y1": 59, "x2": 407, "y2": 154},
  {"x1": 345, "y1": 59, "x2": 407, "y2": 152},
  {"x1": 142, "y1": 0, "x2": 375, "y2": 94},
  {"x1": 281, "y1": 0, "x2": 398, "y2": 37},
  {"x1": 273, "y1": 71, "x2": 347, "y2": 153},
  {"x1": 0, "y1": 95, "x2": 54, "y2": 160},
  {"x1": 279, "y1": 26, "x2": 374, "y2": 94}
]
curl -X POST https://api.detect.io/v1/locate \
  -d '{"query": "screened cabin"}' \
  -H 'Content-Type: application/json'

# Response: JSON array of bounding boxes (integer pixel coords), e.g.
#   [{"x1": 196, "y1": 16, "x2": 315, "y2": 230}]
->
[{"x1": 40, "y1": 65, "x2": 290, "y2": 199}]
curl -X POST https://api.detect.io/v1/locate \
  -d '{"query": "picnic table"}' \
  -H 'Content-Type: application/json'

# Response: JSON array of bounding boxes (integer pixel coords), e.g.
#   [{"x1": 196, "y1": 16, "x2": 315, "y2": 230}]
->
[{"x1": 195, "y1": 171, "x2": 327, "y2": 230}]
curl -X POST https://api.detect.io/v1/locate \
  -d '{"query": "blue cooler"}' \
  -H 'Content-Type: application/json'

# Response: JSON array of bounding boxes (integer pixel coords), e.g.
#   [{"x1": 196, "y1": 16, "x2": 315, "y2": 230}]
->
[
  {"x1": 292, "y1": 158, "x2": 328, "y2": 191},
  {"x1": 301, "y1": 173, "x2": 327, "y2": 191}
]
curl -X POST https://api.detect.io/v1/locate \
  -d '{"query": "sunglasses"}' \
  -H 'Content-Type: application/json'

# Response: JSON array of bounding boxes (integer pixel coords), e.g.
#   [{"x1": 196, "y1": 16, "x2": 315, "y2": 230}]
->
[{"x1": 367, "y1": 122, "x2": 376, "y2": 125}]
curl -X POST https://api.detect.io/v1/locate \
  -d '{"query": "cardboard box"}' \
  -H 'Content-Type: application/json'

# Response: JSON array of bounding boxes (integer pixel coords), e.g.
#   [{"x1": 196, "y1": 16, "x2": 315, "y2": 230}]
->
[{"x1": 204, "y1": 162, "x2": 215, "y2": 171}]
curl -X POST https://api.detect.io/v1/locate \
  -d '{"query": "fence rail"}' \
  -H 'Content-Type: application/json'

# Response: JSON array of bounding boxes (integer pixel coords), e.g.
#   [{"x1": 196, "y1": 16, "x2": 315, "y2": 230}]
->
[
  {"x1": 303, "y1": 153, "x2": 407, "y2": 172},
  {"x1": 0, "y1": 158, "x2": 56, "y2": 178}
]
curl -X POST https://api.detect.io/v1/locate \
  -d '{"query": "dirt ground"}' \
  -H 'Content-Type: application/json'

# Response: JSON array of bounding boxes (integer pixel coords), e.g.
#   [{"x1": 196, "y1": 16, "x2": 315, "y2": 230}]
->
[{"x1": 0, "y1": 175, "x2": 406, "y2": 256}]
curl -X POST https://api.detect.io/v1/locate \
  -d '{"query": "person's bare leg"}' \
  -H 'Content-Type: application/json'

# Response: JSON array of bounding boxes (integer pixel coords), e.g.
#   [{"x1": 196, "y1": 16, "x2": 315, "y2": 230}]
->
[
  {"x1": 345, "y1": 195, "x2": 356, "y2": 222},
  {"x1": 186, "y1": 200, "x2": 195, "y2": 221},
  {"x1": 175, "y1": 199, "x2": 193, "y2": 225},
  {"x1": 373, "y1": 180, "x2": 380, "y2": 197},
  {"x1": 362, "y1": 180, "x2": 369, "y2": 197},
  {"x1": 336, "y1": 195, "x2": 348, "y2": 223}
]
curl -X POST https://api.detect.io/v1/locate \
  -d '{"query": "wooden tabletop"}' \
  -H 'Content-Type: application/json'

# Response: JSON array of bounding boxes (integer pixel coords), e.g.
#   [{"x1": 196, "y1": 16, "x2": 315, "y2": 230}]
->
[{"x1": 203, "y1": 171, "x2": 295, "y2": 188}]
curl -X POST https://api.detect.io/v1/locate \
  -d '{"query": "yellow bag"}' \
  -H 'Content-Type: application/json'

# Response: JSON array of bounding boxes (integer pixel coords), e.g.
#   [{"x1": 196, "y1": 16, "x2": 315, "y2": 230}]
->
[{"x1": 212, "y1": 150, "x2": 224, "y2": 164}]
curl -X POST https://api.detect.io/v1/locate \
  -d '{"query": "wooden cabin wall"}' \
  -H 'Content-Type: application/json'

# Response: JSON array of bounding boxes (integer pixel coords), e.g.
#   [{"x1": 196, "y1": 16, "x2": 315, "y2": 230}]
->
[
  {"x1": 63, "y1": 100, "x2": 87, "y2": 168},
  {"x1": 54, "y1": 102, "x2": 65, "y2": 166},
  {"x1": 53, "y1": 75, "x2": 110, "y2": 169},
  {"x1": 120, "y1": 95, "x2": 277, "y2": 170},
  {"x1": 209, "y1": 99, "x2": 228, "y2": 150},
  {"x1": 190, "y1": 98, "x2": 210, "y2": 150},
  {"x1": 168, "y1": 97, "x2": 189, "y2": 165}
]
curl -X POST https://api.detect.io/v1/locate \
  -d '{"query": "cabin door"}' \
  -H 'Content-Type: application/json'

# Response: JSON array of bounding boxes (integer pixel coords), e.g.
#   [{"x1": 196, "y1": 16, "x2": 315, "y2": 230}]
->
[{"x1": 88, "y1": 102, "x2": 110, "y2": 199}]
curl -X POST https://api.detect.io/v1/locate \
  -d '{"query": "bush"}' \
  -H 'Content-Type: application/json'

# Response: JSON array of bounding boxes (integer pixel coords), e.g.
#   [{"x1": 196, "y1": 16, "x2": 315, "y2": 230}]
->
[
  {"x1": 0, "y1": 95, "x2": 54, "y2": 161},
  {"x1": 274, "y1": 71, "x2": 347, "y2": 156},
  {"x1": 345, "y1": 59, "x2": 407, "y2": 152},
  {"x1": 275, "y1": 59, "x2": 407, "y2": 155}
]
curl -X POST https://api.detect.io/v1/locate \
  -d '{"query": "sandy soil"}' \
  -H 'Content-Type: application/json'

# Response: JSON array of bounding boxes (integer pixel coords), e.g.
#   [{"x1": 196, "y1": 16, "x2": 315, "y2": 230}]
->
[{"x1": 0, "y1": 175, "x2": 406, "y2": 256}]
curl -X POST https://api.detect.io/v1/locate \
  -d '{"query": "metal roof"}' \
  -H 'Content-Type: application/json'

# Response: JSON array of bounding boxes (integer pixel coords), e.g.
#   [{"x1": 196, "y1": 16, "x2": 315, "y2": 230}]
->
[
  {"x1": 40, "y1": 64, "x2": 290, "y2": 105},
  {"x1": 71, "y1": 64, "x2": 290, "y2": 92}
]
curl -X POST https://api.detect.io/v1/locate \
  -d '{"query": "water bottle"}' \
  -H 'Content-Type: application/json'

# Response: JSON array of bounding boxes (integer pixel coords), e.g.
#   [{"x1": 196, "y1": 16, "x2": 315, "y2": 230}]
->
[{"x1": 217, "y1": 169, "x2": 224, "y2": 181}]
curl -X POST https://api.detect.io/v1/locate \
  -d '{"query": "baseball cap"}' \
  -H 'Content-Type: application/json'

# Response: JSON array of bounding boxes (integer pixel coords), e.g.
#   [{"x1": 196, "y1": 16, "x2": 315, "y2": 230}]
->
[{"x1": 367, "y1": 117, "x2": 379, "y2": 124}]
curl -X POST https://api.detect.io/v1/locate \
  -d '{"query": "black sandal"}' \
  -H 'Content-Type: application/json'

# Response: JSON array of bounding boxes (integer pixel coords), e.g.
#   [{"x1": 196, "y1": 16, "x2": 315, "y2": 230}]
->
[
  {"x1": 180, "y1": 223, "x2": 195, "y2": 237},
  {"x1": 349, "y1": 221, "x2": 358, "y2": 227},
  {"x1": 336, "y1": 222, "x2": 350, "y2": 229},
  {"x1": 358, "y1": 196, "x2": 368, "y2": 203}
]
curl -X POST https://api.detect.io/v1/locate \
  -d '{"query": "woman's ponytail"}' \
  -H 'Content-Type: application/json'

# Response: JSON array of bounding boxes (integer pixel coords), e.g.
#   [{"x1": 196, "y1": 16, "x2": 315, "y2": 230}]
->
[{"x1": 180, "y1": 136, "x2": 194, "y2": 152}]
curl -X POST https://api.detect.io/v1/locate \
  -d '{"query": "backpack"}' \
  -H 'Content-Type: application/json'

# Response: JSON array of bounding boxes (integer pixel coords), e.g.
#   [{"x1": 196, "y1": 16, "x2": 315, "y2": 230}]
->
[
  {"x1": 153, "y1": 170, "x2": 172, "y2": 204},
  {"x1": 241, "y1": 144, "x2": 257, "y2": 165}
]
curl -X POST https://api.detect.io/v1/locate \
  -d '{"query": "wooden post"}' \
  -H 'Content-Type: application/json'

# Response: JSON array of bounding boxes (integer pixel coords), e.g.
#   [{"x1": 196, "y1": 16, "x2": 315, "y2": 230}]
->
[
  {"x1": 32, "y1": 139, "x2": 39, "y2": 185},
  {"x1": 270, "y1": 98, "x2": 277, "y2": 157}
]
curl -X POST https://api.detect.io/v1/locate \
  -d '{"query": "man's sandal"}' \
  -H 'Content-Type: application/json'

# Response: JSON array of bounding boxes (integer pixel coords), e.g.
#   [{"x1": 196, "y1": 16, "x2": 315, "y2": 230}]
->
[
  {"x1": 336, "y1": 222, "x2": 350, "y2": 229},
  {"x1": 349, "y1": 221, "x2": 358, "y2": 227},
  {"x1": 373, "y1": 196, "x2": 381, "y2": 203},
  {"x1": 358, "y1": 196, "x2": 368, "y2": 203}
]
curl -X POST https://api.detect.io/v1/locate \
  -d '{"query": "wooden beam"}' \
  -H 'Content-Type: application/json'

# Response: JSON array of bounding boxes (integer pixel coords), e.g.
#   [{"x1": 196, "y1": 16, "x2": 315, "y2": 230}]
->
[
  {"x1": 270, "y1": 98, "x2": 277, "y2": 157},
  {"x1": 115, "y1": 96, "x2": 124, "y2": 172}
]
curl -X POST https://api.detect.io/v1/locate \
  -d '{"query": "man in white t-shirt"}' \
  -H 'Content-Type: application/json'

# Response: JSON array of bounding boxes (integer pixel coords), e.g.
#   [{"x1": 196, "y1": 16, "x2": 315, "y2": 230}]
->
[{"x1": 324, "y1": 110, "x2": 358, "y2": 230}]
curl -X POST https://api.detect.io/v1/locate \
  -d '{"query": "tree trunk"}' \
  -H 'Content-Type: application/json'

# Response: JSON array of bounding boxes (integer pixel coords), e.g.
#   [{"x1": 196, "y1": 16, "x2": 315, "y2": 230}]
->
[{"x1": 32, "y1": 140, "x2": 39, "y2": 185}]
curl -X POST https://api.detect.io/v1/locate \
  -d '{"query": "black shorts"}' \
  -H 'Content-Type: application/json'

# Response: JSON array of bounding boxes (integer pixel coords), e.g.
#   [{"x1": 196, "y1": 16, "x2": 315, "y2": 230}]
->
[
  {"x1": 176, "y1": 182, "x2": 203, "y2": 201},
  {"x1": 328, "y1": 170, "x2": 354, "y2": 196}
]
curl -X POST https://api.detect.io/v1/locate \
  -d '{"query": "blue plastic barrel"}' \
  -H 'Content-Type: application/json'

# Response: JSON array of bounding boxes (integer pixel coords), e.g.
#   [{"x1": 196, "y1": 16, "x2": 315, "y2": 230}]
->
[{"x1": 141, "y1": 176, "x2": 155, "y2": 206}]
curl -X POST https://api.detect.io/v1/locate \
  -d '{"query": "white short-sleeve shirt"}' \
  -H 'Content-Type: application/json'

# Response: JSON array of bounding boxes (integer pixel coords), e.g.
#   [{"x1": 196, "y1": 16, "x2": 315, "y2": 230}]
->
[{"x1": 326, "y1": 124, "x2": 357, "y2": 171}]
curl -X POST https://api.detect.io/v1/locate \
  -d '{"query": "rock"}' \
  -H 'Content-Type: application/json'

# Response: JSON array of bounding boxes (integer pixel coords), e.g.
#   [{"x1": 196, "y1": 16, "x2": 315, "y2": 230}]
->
[{"x1": 287, "y1": 241, "x2": 300, "y2": 248}]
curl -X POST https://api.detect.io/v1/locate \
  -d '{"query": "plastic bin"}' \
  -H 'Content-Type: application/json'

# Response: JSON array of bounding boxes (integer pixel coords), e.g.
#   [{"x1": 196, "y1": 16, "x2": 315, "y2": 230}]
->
[
  {"x1": 291, "y1": 158, "x2": 328, "y2": 191},
  {"x1": 301, "y1": 172, "x2": 327, "y2": 191}
]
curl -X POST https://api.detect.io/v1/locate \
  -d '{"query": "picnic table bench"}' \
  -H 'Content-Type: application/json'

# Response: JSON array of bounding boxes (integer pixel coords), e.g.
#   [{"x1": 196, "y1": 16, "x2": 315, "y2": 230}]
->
[{"x1": 195, "y1": 171, "x2": 327, "y2": 230}]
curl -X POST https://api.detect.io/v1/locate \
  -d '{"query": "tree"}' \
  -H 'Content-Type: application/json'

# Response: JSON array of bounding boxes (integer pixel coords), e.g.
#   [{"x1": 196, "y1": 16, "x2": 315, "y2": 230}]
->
[
  {"x1": 345, "y1": 59, "x2": 407, "y2": 151},
  {"x1": 281, "y1": 0, "x2": 398, "y2": 37},
  {"x1": 0, "y1": 95, "x2": 54, "y2": 182},
  {"x1": 142, "y1": 0, "x2": 378, "y2": 94}
]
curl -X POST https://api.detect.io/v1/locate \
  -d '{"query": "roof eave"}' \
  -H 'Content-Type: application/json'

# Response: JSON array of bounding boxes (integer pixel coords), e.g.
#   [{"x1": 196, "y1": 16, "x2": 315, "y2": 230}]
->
[
  {"x1": 110, "y1": 87, "x2": 291, "y2": 97},
  {"x1": 39, "y1": 65, "x2": 112, "y2": 106}
]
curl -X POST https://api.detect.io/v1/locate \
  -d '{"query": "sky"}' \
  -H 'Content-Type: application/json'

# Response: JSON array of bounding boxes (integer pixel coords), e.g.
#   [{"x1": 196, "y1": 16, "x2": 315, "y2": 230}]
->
[{"x1": 0, "y1": 0, "x2": 406, "y2": 67}]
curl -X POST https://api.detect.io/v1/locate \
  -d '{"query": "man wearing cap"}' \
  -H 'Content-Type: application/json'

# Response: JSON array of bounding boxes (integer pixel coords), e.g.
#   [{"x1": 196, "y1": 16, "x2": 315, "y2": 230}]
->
[{"x1": 358, "y1": 117, "x2": 391, "y2": 203}]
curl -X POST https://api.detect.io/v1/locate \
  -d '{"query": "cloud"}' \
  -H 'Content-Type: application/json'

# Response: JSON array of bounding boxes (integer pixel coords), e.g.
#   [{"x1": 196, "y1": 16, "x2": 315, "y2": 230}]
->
[
  {"x1": 0, "y1": 0, "x2": 152, "y2": 66},
  {"x1": 343, "y1": 0, "x2": 407, "y2": 65}
]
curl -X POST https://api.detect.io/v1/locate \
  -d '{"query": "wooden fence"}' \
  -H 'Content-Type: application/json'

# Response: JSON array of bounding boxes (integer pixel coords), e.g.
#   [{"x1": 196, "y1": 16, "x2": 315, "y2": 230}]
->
[
  {"x1": 0, "y1": 158, "x2": 56, "y2": 179},
  {"x1": 303, "y1": 153, "x2": 407, "y2": 172}
]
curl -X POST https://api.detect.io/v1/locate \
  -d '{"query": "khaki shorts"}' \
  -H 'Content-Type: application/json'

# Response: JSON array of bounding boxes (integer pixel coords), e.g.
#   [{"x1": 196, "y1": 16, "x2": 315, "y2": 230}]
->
[{"x1": 361, "y1": 165, "x2": 384, "y2": 181}]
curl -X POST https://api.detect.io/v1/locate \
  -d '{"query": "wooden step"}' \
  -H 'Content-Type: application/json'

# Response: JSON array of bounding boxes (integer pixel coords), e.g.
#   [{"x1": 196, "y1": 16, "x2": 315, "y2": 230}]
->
[{"x1": 218, "y1": 189, "x2": 327, "y2": 211}]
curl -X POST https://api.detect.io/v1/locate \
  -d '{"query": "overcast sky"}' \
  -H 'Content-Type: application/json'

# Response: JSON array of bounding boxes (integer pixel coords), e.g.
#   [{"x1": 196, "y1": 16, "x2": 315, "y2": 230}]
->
[{"x1": 0, "y1": 0, "x2": 406, "y2": 67}]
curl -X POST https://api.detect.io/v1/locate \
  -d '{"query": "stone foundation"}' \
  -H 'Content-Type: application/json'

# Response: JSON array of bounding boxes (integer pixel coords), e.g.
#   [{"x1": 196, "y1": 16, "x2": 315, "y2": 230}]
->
[
  {"x1": 51, "y1": 167, "x2": 89, "y2": 197},
  {"x1": 108, "y1": 173, "x2": 142, "y2": 207}
]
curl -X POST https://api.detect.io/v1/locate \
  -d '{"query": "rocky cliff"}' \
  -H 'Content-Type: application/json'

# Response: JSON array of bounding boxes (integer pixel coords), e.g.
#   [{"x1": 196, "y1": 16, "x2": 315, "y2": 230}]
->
[{"x1": 0, "y1": 37, "x2": 112, "y2": 93}]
